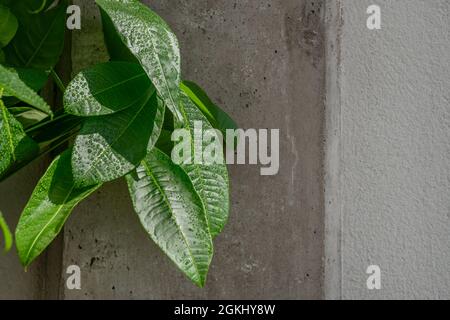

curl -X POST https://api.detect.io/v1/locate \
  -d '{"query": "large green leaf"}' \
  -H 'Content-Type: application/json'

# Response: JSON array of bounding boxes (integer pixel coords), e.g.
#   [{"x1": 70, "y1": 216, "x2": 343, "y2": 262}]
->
[
  {"x1": 96, "y1": 0, "x2": 183, "y2": 123},
  {"x1": 3, "y1": 0, "x2": 66, "y2": 70},
  {"x1": 177, "y1": 92, "x2": 230, "y2": 237},
  {"x1": 0, "y1": 210, "x2": 12, "y2": 253},
  {"x1": 0, "y1": 64, "x2": 52, "y2": 115},
  {"x1": 0, "y1": 4, "x2": 18, "y2": 48},
  {"x1": 181, "y1": 81, "x2": 238, "y2": 137},
  {"x1": 15, "y1": 150, "x2": 101, "y2": 266},
  {"x1": 0, "y1": 98, "x2": 39, "y2": 178},
  {"x1": 126, "y1": 148, "x2": 213, "y2": 287},
  {"x1": 71, "y1": 92, "x2": 164, "y2": 187},
  {"x1": 64, "y1": 62, "x2": 154, "y2": 116}
]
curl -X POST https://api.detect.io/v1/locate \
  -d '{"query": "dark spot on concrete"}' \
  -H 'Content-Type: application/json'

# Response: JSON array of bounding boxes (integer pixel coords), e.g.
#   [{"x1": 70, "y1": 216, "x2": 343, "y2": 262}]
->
[{"x1": 90, "y1": 257, "x2": 97, "y2": 267}]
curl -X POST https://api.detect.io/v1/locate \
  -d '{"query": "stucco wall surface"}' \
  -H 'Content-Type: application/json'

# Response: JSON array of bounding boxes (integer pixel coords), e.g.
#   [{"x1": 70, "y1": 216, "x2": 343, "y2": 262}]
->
[{"x1": 339, "y1": 0, "x2": 450, "y2": 299}]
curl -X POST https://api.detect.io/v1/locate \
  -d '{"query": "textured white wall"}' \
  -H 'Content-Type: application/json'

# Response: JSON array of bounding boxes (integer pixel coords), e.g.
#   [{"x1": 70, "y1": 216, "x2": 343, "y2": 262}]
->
[{"x1": 339, "y1": 0, "x2": 450, "y2": 299}]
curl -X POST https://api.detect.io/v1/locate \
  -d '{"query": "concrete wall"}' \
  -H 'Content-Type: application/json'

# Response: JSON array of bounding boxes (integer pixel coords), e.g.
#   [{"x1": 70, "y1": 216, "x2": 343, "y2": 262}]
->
[
  {"x1": 333, "y1": 0, "x2": 450, "y2": 299},
  {"x1": 59, "y1": 0, "x2": 327, "y2": 299},
  {"x1": 0, "y1": 162, "x2": 47, "y2": 299}
]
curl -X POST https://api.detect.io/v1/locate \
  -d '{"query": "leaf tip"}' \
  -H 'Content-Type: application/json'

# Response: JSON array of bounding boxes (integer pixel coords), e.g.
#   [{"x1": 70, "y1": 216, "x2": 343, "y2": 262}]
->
[
  {"x1": 18, "y1": 252, "x2": 31, "y2": 269},
  {"x1": 193, "y1": 273, "x2": 208, "y2": 288}
]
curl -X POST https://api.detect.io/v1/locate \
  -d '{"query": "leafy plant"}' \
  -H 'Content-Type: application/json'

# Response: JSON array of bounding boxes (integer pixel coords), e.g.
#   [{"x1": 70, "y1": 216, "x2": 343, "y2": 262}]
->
[{"x1": 0, "y1": 0, "x2": 236, "y2": 287}]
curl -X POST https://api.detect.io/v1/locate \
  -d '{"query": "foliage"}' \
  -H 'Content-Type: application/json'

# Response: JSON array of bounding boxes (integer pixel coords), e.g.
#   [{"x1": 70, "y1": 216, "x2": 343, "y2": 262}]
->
[{"x1": 0, "y1": 0, "x2": 236, "y2": 287}]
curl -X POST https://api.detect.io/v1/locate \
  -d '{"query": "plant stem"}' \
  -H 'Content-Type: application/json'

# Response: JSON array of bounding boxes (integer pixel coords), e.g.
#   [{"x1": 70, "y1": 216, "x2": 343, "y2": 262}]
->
[
  {"x1": 50, "y1": 68, "x2": 66, "y2": 92},
  {"x1": 25, "y1": 113, "x2": 69, "y2": 135}
]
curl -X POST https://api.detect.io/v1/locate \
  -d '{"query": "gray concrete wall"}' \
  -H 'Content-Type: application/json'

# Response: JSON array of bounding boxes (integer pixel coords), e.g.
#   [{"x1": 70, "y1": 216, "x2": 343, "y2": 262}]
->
[
  {"x1": 333, "y1": 0, "x2": 450, "y2": 299},
  {"x1": 59, "y1": 0, "x2": 327, "y2": 299}
]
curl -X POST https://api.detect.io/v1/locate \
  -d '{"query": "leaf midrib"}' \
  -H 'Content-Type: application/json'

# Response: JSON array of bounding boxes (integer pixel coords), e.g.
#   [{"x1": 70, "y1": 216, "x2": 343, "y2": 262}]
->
[
  {"x1": 90, "y1": 72, "x2": 148, "y2": 96},
  {"x1": 179, "y1": 102, "x2": 210, "y2": 231}
]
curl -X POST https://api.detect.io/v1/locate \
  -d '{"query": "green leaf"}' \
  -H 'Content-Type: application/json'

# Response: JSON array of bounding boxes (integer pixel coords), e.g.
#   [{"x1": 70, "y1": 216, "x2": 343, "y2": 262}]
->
[
  {"x1": 0, "y1": 4, "x2": 18, "y2": 48},
  {"x1": 13, "y1": 68, "x2": 49, "y2": 92},
  {"x1": 8, "y1": 106, "x2": 48, "y2": 128},
  {"x1": 3, "y1": 0, "x2": 66, "y2": 70},
  {"x1": 1, "y1": 68, "x2": 48, "y2": 97},
  {"x1": 0, "y1": 64, "x2": 52, "y2": 115},
  {"x1": 0, "y1": 98, "x2": 39, "y2": 179},
  {"x1": 96, "y1": 0, "x2": 183, "y2": 123},
  {"x1": 178, "y1": 92, "x2": 230, "y2": 237},
  {"x1": 0, "y1": 210, "x2": 13, "y2": 253},
  {"x1": 100, "y1": 8, "x2": 138, "y2": 63},
  {"x1": 64, "y1": 62, "x2": 154, "y2": 116},
  {"x1": 71, "y1": 91, "x2": 164, "y2": 187},
  {"x1": 181, "y1": 81, "x2": 238, "y2": 137},
  {"x1": 15, "y1": 150, "x2": 101, "y2": 266},
  {"x1": 126, "y1": 148, "x2": 213, "y2": 287}
]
